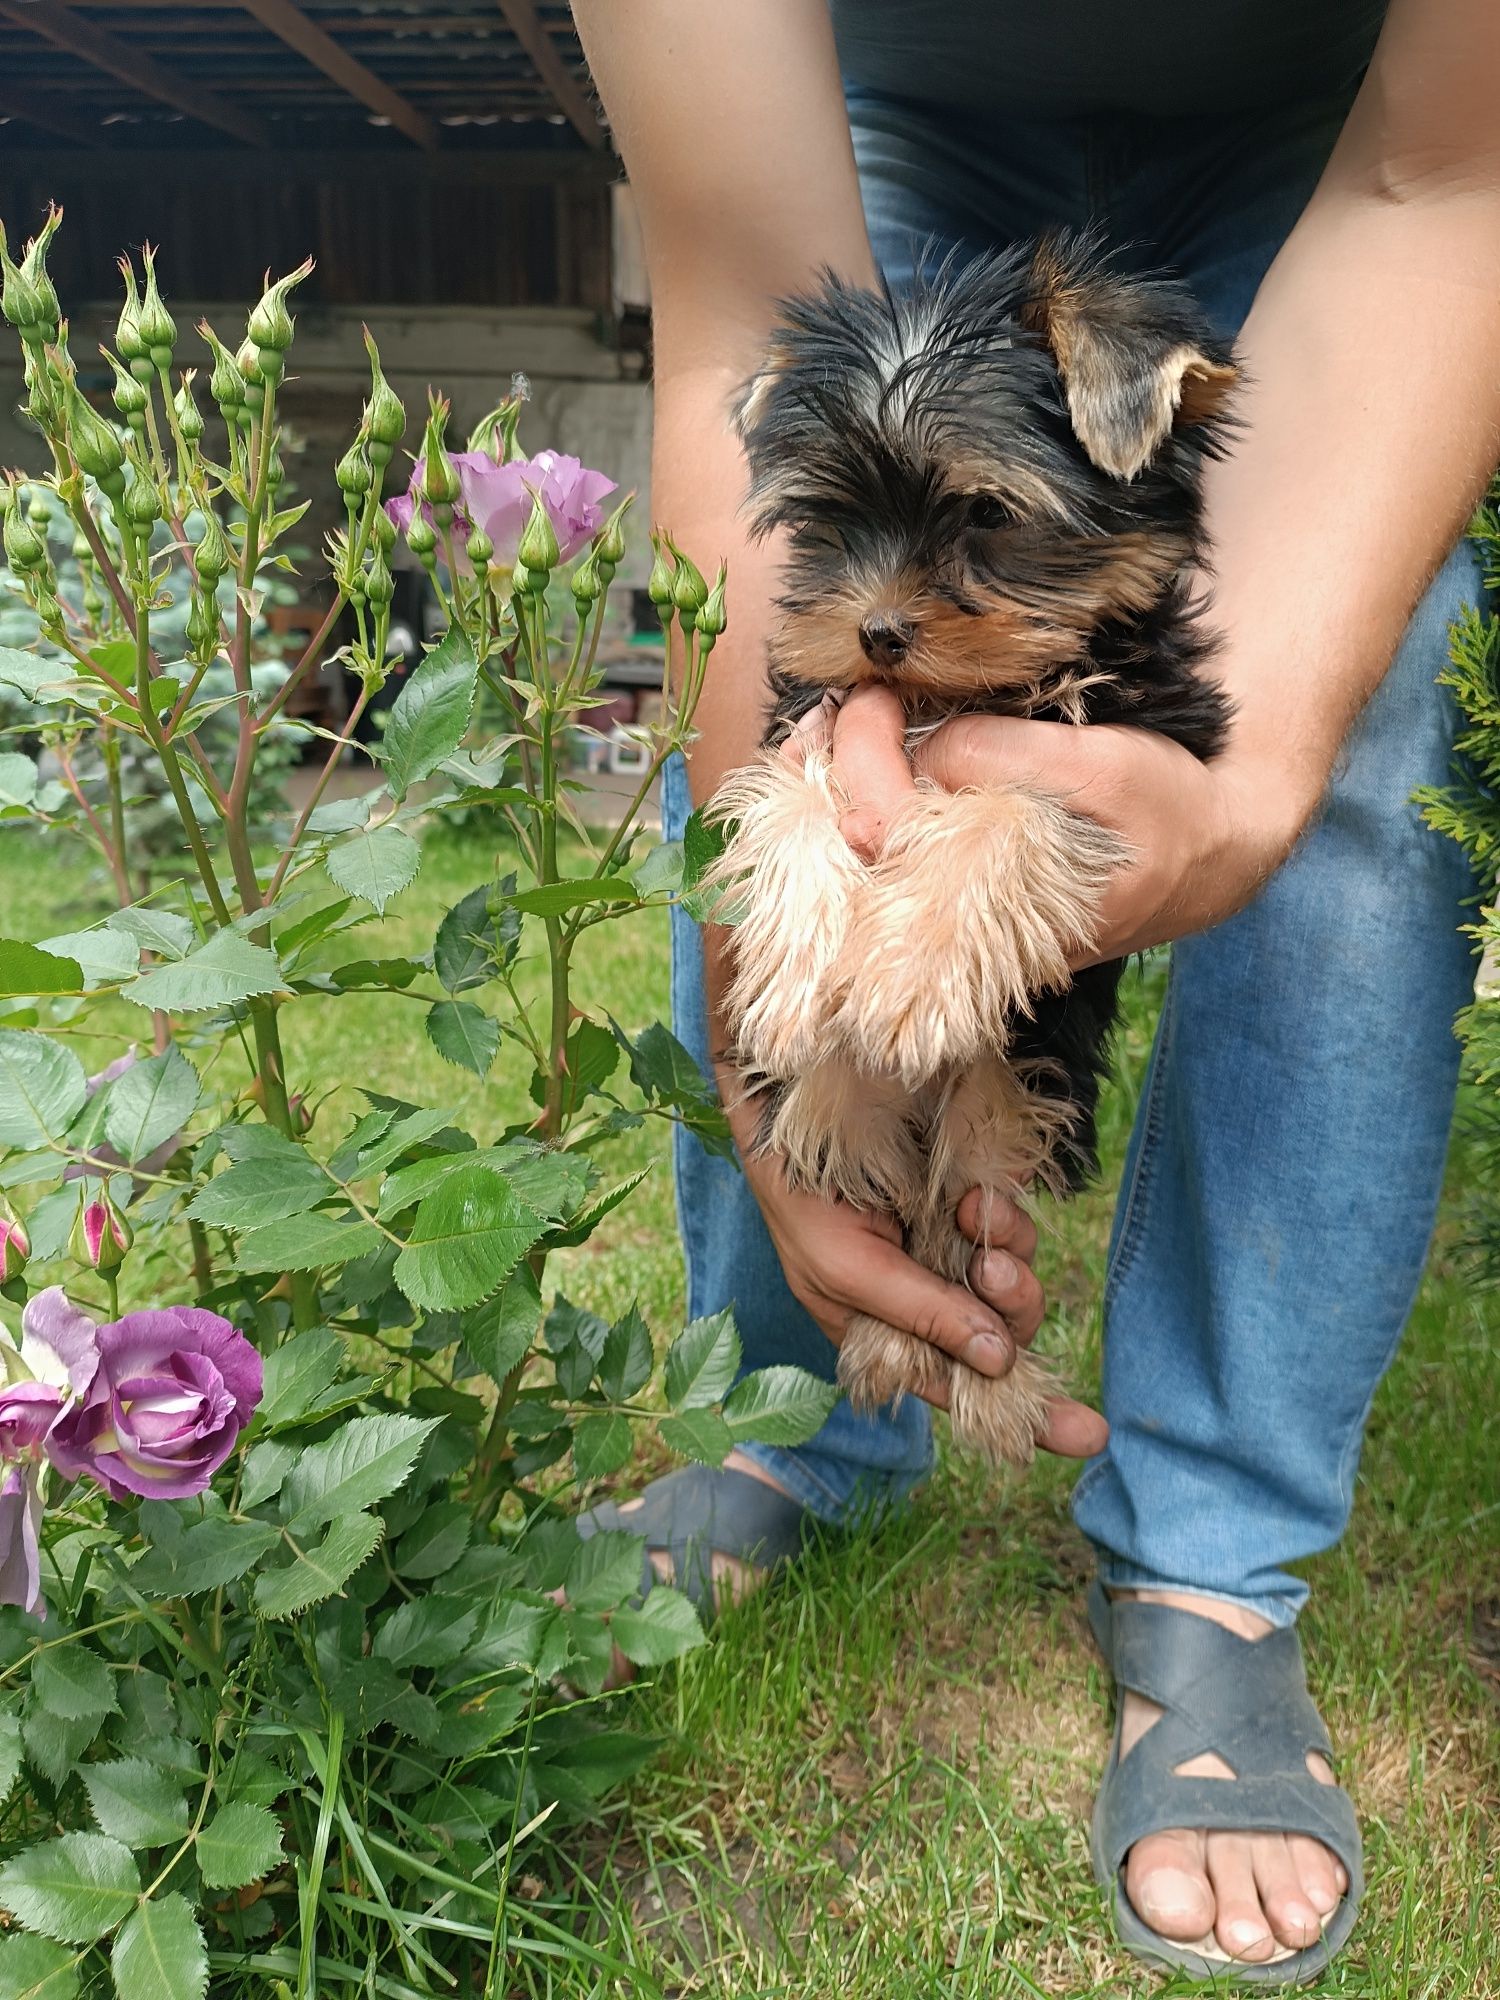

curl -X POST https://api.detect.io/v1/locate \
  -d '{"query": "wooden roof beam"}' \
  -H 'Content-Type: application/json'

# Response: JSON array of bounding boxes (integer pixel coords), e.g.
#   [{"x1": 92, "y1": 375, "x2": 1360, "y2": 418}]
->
[
  {"x1": 0, "y1": 81, "x2": 103, "y2": 146},
  {"x1": 236, "y1": 0, "x2": 439, "y2": 151},
  {"x1": 494, "y1": 0, "x2": 604, "y2": 149},
  {"x1": 0, "y1": 0, "x2": 268, "y2": 145}
]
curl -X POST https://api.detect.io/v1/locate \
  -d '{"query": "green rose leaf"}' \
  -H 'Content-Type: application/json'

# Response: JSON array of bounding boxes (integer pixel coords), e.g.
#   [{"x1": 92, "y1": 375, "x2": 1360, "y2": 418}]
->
[
  {"x1": 433, "y1": 878, "x2": 520, "y2": 992},
  {"x1": 382, "y1": 626, "x2": 479, "y2": 801},
  {"x1": 563, "y1": 1528, "x2": 646, "y2": 1614},
  {"x1": 281, "y1": 1413, "x2": 439, "y2": 1533},
  {"x1": 256, "y1": 1327, "x2": 345, "y2": 1428},
  {"x1": 252, "y1": 1512, "x2": 385, "y2": 1618},
  {"x1": 131, "y1": 1518, "x2": 281, "y2": 1598},
  {"x1": 326, "y1": 823, "x2": 420, "y2": 914},
  {"x1": 393, "y1": 1165, "x2": 546, "y2": 1312},
  {"x1": 110, "y1": 1893, "x2": 208, "y2": 2000},
  {"x1": 463, "y1": 1260, "x2": 543, "y2": 1384},
  {"x1": 0, "y1": 752, "x2": 37, "y2": 809},
  {"x1": 572, "y1": 1411, "x2": 632, "y2": 1483},
  {"x1": 657, "y1": 1407, "x2": 733, "y2": 1466},
  {"x1": 31, "y1": 1647, "x2": 117, "y2": 1726},
  {"x1": 102, "y1": 1047, "x2": 198, "y2": 1163},
  {"x1": 123, "y1": 933, "x2": 283, "y2": 1015},
  {"x1": 0, "y1": 1031, "x2": 87, "y2": 1147},
  {"x1": 0, "y1": 1715, "x2": 21, "y2": 1801},
  {"x1": 721, "y1": 1365, "x2": 839, "y2": 1446},
  {"x1": 105, "y1": 908, "x2": 194, "y2": 959},
  {"x1": 38, "y1": 928, "x2": 138, "y2": 986},
  {"x1": 392, "y1": 1501, "x2": 471, "y2": 1580},
  {"x1": 186, "y1": 1152, "x2": 329, "y2": 1229},
  {"x1": 506, "y1": 878, "x2": 639, "y2": 917},
  {"x1": 425, "y1": 998, "x2": 499, "y2": 1077},
  {"x1": 663, "y1": 1309, "x2": 741, "y2": 1411},
  {"x1": 195, "y1": 1801, "x2": 284, "y2": 1892},
  {"x1": 0, "y1": 941, "x2": 82, "y2": 997},
  {"x1": 0, "y1": 1934, "x2": 80, "y2": 2000},
  {"x1": 234, "y1": 1209, "x2": 380, "y2": 1273},
  {"x1": 0, "y1": 1832, "x2": 139, "y2": 1944},
  {"x1": 597, "y1": 1305, "x2": 654, "y2": 1402},
  {"x1": 610, "y1": 1586, "x2": 706, "y2": 1667},
  {"x1": 372, "y1": 1594, "x2": 478, "y2": 1670},
  {"x1": 81, "y1": 1759, "x2": 189, "y2": 1849}
]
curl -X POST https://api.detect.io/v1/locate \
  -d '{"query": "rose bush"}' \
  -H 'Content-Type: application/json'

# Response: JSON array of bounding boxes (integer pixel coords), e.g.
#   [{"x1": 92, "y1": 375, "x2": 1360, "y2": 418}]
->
[{"x1": 0, "y1": 213, "x2": 820, "y2": 2000}]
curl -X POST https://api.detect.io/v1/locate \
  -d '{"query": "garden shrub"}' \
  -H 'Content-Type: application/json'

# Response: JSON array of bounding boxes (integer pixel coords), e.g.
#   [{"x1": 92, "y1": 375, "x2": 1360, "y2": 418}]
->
[{"x1": 0, "y1": 210, "x2": 832, "y2": 1998}]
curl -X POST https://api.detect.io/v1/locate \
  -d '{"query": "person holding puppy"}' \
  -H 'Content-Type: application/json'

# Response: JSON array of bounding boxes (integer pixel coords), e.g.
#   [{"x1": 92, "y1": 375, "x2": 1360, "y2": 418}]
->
[{"x1": 569, "y1": 0, "x2": 1500, "y2": 1981}]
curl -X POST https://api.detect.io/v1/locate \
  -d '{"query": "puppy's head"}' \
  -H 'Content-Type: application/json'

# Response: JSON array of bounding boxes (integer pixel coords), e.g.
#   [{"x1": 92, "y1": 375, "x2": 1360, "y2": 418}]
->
[{"x1": 735, "y1": 235, "x2": 1237, "y2": 698}]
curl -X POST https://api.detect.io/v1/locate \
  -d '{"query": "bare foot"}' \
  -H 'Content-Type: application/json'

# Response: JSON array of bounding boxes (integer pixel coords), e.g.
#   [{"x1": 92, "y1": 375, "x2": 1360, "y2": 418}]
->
[{"x1": 1117, "y1": 1591, "x2": 1348, "y2": 1963}]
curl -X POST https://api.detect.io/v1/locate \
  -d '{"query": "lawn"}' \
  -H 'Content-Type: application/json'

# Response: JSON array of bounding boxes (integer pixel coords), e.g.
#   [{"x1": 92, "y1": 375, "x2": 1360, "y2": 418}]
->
[{"x1": 4, "y1": 817, "x2": 1497, "y2": 1999}]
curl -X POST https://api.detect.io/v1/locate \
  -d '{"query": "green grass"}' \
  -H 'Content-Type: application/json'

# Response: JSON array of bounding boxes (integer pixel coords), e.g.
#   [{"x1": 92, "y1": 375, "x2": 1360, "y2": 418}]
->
[{"x1": 4, "y1": 822, "x2": 1497, "y2": 1998}]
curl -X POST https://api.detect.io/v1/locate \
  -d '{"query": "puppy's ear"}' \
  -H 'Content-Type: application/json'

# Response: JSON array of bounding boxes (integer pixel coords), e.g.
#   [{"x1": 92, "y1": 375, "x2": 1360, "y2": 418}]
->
[
  {"x1": 733, "y1": 336, "x2": 799, "y2": 445},
  {"x1": 1024, "y1": 236, "x2": 1237, "y2": 482}
]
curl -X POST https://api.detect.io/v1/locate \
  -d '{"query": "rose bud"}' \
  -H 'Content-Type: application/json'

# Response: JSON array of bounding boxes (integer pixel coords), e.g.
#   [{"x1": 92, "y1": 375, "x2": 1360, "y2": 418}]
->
[
  {"x1": 192, "y1": 508, "x2": 232, "y2": 586},
  {"x1": 200, "y1": 323, "x2": 246, "y2": 421},
  {"x1": 0, "y1": 1216, "x2": 29, "y2": 1285},
  {"x1": 571, "y1": 550, "x2": 602, "y2": 611},
  {"x1": 666, "y1": 535, "x2": 708, "y2": 625},
  {"x1": 419, "y1": 396, "x2": 463, "y2": 514},
  {"x1": 2, "y1": 498, "x2": 46, "y2": 575},
  {"x1": 336, "y1": 441, "x2": 373, "y2": 502},
  {"x1": 71, "y1": 1192, "x2": 132, "y2": 1273},
  {"x1": 64, "y1": 381, "x2": 125, "y2": 488},
  {"x1": 105, "y1": 351, "x2": 149, "y2": 432},
  {"x1": 361, "y1": 328, "x2": 405, "y2": 466},
  {"x1": 247, "y1": 257, "x2": 313, "y2": 386},
  {"x1": 646, "y1": 533, "x2": 675, "y2": 610},
  {"x1": 136, "y1": 247, "x2": 176, "y2": 371},
  {"x1": 17, "y1": 206, "x2": 62, "y2": 339},
  {"x1": 174, "y1": 372, "x2": 205, "y2": 445},
  {"x1": 696, "y1": 562, "x2": 728, "y2": 644},
  {"x1": 517, "y1": 488, "x2": 560, "y2": 580},
  {"x1": 1, "y1": 223, "x2": 46, "y2": 338},
  {"x1": 365, "y1": 549, "x2": 395, "y2": 609}
]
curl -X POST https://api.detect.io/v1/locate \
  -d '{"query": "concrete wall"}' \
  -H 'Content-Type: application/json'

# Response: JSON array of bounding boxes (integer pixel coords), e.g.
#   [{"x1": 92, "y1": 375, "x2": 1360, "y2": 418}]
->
[{"x1": 0, "y1": 301, "x2": 655, "y2": 583}]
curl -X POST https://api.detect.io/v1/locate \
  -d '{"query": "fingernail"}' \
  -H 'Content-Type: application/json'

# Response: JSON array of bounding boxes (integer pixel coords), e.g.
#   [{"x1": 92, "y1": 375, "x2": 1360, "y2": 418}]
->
[
  {"x1": 961, "y1": 1331, "x2": 1010, "y2": 1377},
  {"x1": 980, "y1": 1251, "x2": 1017, "y2": 1293}
]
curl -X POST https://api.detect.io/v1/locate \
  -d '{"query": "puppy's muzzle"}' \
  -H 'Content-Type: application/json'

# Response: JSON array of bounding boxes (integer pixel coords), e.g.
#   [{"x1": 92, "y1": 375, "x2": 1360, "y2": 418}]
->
[{"x1": 858, "y1": 612, "x2": 913, "y2": 671}]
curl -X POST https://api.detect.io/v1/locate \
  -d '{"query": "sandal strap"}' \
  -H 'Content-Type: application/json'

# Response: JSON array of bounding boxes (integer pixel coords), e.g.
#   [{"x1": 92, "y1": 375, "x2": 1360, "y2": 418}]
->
[
  {"x1": 575, "y1": 1465, "x2": 812, "y2": 1617},
  {"x1": 1089, "y1": 1581, "x2": 1364, "y2": 1894}
]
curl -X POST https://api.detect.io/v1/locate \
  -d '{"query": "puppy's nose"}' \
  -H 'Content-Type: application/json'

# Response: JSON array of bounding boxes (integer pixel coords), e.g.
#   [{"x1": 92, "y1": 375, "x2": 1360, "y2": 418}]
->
[{"x1": 858, "y1": 612, "x2": 914, "y2": 670}]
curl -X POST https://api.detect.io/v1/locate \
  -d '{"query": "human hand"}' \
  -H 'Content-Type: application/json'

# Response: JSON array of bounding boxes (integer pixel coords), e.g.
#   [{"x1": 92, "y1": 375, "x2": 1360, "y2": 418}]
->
[
  {"x1": 813, "y1": 683, "x2": 1316, "y2": 963},
  {"x1": 718, "y1": 1070, "x2": 1107, "y2": 1458}
]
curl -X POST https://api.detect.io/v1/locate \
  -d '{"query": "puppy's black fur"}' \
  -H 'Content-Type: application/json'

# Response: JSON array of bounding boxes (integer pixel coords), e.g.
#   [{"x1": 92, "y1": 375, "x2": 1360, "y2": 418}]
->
[{"x1": 737, "y1": 233, "x2": 1237, "y2": 1184}]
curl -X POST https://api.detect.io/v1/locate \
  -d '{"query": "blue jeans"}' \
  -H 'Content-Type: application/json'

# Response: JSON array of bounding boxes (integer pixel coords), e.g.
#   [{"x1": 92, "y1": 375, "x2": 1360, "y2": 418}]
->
[{"x1": 665, "y1": 88, "x2": 1481, "y2": 1624}]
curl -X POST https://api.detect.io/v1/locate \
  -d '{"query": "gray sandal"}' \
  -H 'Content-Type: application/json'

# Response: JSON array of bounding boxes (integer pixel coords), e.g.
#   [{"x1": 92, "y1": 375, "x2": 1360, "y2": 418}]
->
[
  {"x1": 1088, "y1": 1580, "x2": 1364, "y2": 1987},
  {"x1": 575, "y1": 1464, "x2": 817, "y2": 1618}
]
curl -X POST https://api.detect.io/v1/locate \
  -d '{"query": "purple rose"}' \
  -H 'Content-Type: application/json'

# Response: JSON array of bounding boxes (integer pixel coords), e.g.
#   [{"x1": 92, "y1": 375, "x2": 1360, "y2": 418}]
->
[
  {"x1": 47, "y1": 1307, "x2": 262, "y2": 1501},
  {"x1": 0, "y1": 1465, "x2": 43, "y2": 1619},
  {"x1": 0, "y1": 1381, "x2": 64, "y2": 1456},
  {"x1": 386, "y1": 448, "x2": 615, "y2": 570}
]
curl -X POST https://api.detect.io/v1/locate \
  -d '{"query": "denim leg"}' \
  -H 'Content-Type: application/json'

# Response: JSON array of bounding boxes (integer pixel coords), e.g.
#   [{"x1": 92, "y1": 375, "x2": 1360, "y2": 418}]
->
[
  {"x1": 1071, "y1": 544, "x2": 1483, "y2": 1624},
  {"x1": 662, "y1": 754, "x2": 934, "y2": 1522}
]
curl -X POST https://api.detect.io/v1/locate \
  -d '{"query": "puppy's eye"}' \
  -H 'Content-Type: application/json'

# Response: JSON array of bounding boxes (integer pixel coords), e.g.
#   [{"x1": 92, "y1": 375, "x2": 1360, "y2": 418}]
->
[{"x1": 965, "y1": 493, "x2": 1018, "y2": 532}]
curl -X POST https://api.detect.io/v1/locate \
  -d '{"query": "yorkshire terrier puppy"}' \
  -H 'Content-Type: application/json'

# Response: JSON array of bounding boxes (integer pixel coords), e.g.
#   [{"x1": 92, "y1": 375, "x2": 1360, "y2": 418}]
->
[{"x1": 703, "y1": 234, "x2": 1238, "y2": 1465}]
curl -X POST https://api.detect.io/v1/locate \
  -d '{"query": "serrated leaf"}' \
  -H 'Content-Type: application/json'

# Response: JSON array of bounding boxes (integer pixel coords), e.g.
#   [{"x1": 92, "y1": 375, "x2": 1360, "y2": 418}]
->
[
  {"x1": 392, "y1": 1502, "x2": 470, "y2": 1580},
  {"x1": 425, "y1": 999, "x2": 498, "y2": 1077},
  {"x1": 332, "y1": 1104, "x2": 457, "y2": 1183},
  {"x1": 657, "y1": 1407, "x2": 733, "y2": 1465},
  {"x1": 186, "y1": 1152, "x2": 329, "y2": 1228},
  {"x1": 81, "y1": 1759, "x2": 189, "y2": 1849},
  {"x1": 572, "y1": 1411, "x2": 632, "y2": 1483},
  {"x1": 234, "y1": 1209, "x2": 380, "y2": 1273},
  {"x1": 506, "y1": 877, "x2": 639, "y2": 917},
  {"x1": 326, "y1": 824, "x2": 420, "y2": 914},
  {"x1": 721, "y1": 1365, "x2": 838, "y2": 1446},
  {"x1": 194, "y1": 1801, "x2": 283, "y2": 1891},
  {"x1": 110, "y1": 1893, "x2": 207, "y2": 2000},
  {"x1": 105, "y1": 908, "x2": 194, "y2": 959},
  {"x1": 565, "y1": 1529, "x2": 646, "y2": 1613},
  {"x1": 281, "y1": 1414, "x2": 438, "y2": 1532},
  {"x1": 463, "y1": 1259, "x2": 542, "y2": 1383},
  {"x1": 433, "y1": 879, "x2": 520, "y2": 992},
  {"x1": 0, "y1": 1031, "x2": 86, "y2": 1147},
  {"x1": 0, "y1": 1715, "x2": 19, "y2": 1801},
  {"x1": 597, "y1": 1305, "x2": 654, "y2": 1402},
  {"x1": 131, "y1": 1517, "x2": 280, "y2": 1597},
  {"x1": 38, "y1": 928, "x2": 138, "y2": 986},
  {"x1": 21, "y1": 1710, "x2": 101, "y2": 1792},
  {"x1": 664, "y1": 1309, "x2": 741, "y2": 1411},
  {"x1": 123, "y1": 933, "x2": 283, "y2": 1015},
  {"x1": 393, "y1": 1165, "x2": 545, "y2": 1312},
  {"x1": 253, "y1": 1512, "x2": 384, "y2": 1617},
  {"x1": 610, "y1": 1586, "x2": 705, "y2": 1667},
  {"x1": 0, "y1": 1833, "x2": 138, "y2": 1943},
  {"x1": 0, "y1": 941, "x2": 82, "y2": 997},
  {"x1": 238, "y1": 1440, "x2": 295, "y2": 1510},
  {"x1": 372, "y1": 1594, "x2": 478, "y2": 1669},
  {"x1": 545, "y1": 1166, "x2": 650, "y2": 1249},
  {"x1": 31, "y1": 1647, "x2": 116, "y2": 1726},
  {"x1": 102, "y1": 1048, "x2": 197, "y2": 1163},
  {"x1": 257, "y1": 1327, "x2": 344, "y2": 1428},
  {"x1": 383, "y1": 626, "x2": 479, "y2": 801},
  {"x1": 0, "y1": 1933, "x2": 79, "y2": 2000}
]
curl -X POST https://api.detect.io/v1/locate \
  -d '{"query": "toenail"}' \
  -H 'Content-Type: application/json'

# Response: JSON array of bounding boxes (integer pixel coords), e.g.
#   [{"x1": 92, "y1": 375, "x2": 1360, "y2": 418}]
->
[
  {"x1": 1307, "y1": 1884, "x2": 1338, "y2": 1915},
  {"x1": 1138, "y1": 1870, "x2": 1207, "y2": 1921},
  {"x1": 961, "y1": 1331, "x2": 1010, "y2": 1376}
]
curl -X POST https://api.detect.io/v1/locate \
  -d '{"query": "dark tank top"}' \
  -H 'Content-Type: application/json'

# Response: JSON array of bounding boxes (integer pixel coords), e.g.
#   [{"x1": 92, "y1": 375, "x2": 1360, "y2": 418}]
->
[{"x1": 829, "y1": 1, "x2": 1389, "y2": 117}]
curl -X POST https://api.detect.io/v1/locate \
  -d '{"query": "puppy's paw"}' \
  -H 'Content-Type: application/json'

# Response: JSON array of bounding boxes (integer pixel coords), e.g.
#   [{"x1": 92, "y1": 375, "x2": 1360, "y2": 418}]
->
[
  {"x1": 837, "y1": 1315, "x2": 1057, "y2": 1467},
  {"x1": 705, "y1": 748, "x2": 867, "y2": 1078},
  {"x1": 833, "y1": 785, "x2": 1123, "y2": 1085}
]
